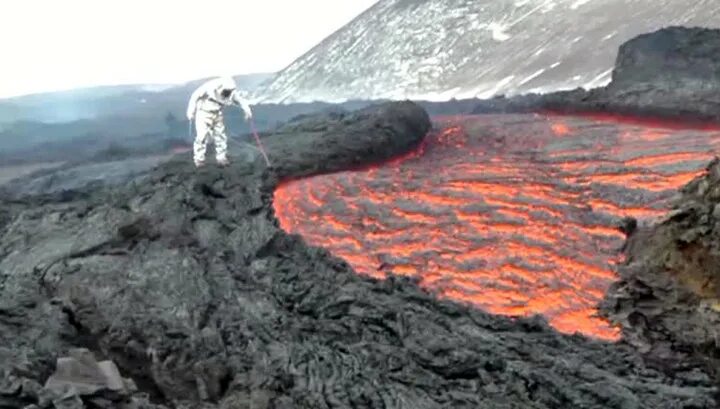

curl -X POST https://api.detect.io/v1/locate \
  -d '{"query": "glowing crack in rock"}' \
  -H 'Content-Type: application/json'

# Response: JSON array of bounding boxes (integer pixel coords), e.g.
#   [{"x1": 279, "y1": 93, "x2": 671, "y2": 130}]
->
[{"x1": 273, "y1": 114, "x2": 720, "y2": 340}]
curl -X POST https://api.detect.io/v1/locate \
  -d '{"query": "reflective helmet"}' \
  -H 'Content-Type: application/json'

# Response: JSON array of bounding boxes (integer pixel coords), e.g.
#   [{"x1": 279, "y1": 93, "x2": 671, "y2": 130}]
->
[{"x1": 217, "y1": 76, "x2": 237, "y2": 98}]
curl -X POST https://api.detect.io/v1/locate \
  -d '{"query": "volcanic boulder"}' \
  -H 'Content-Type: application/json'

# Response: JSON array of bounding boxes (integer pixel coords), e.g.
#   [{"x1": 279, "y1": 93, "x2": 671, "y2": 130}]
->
[
  {"x1": 610, "y1": 26, "x2": 720, "y2": 88},
  {"x1": 601, "y1": 157, "x2": 720, "y2": 378},
  {"x1": 263, "y1": 101, "x2": 432, "y2": 179},
  {"x1": 1, "y1": 101, "x2": 718, "y2": 408}
]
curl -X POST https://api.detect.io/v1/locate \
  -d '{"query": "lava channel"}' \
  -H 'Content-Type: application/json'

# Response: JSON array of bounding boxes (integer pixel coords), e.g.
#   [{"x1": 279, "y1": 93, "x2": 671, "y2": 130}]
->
[{"x1": 273, "y1": 113, "x2": 720, "y2": 340}]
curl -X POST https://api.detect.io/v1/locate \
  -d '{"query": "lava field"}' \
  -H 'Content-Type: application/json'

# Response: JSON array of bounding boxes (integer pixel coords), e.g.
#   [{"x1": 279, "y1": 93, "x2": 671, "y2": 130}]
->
[
  {"x1": 273, "y1": 113, "x2": 720, "y2": 340},
  {"x1": 5, "y1": 102, "x2": 720, "y2": 408}
]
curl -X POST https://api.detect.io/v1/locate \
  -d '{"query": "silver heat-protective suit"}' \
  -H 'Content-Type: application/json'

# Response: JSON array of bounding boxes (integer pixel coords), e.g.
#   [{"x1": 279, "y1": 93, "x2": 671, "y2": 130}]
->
[{"x1": 186, "y1": 76, "x2": 253, "y2": 167}]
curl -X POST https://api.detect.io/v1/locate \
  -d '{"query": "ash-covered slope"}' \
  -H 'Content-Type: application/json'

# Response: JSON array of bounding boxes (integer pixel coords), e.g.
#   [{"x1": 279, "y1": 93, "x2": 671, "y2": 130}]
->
[
  {"x1": 471, "y1": 26, "x2": 720, "y2": 123},
  {"x1": 256, "y1": 0, "x2": 720, "y2": 103},
  {"x1": 1, "y1": 102, "x2": 717, "y2": 408},
  {"x1": 539, "y1": 25, "x2": 720, "y2": 122}
]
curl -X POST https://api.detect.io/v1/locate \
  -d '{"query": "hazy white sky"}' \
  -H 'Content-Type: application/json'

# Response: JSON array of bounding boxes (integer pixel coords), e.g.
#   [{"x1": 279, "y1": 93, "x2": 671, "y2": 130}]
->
[{"x1": 0, "y1": 0, "x2": 378, "y2": 98}]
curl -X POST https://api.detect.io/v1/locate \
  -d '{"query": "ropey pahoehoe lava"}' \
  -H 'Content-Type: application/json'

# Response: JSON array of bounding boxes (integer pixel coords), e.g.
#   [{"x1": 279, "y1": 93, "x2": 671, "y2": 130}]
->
[{"x1": 274, "y1": 113, "x2": 720, "y2": 340}]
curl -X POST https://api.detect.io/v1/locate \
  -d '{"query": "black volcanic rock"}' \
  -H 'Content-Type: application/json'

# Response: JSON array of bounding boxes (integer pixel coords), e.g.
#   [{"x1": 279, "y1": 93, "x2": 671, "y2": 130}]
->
[
  {"x1": 472, "y1": 26, "x2": 720, "y2": 123},
  {"x1": 610, "y1": 26, "x2": 720, "y2": 89},
  {"x1": 1, "y1": 101, "x2": 717, "y2": 408},
  {"x1": 265, "y1": 101, "x2": 433, "y2": 179},
  {"x1": 0, "y1": 156, "x2": 172, "y2": 200},
  {"x1": 600, "y1": 157, "x2": 720, "y2": 381}
]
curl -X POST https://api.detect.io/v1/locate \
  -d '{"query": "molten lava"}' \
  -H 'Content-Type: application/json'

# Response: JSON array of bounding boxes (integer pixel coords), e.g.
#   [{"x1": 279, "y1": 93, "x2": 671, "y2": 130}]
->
[{"x1": 273, "y1": 113, "x2": 720, "y2": 340}]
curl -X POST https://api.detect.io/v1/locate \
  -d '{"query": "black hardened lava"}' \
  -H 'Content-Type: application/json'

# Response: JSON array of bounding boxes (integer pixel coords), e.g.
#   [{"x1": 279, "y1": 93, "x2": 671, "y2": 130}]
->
[{"x1": 0, "y1": 101, "x2": 717, "y2": 408}]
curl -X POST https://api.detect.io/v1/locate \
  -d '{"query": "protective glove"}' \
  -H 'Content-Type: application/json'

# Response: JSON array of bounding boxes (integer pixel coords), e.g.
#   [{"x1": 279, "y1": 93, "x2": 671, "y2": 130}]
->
[{"x1": 240, "y1": 103, "x2": 253, "y2": 121}]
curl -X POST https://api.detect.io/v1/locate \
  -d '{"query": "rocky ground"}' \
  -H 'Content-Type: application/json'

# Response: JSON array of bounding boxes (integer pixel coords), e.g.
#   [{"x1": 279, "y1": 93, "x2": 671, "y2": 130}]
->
[
  {"x1": 0, "y1": 162, "x2": 65, "y2": 187},
  {"x1": 600, "y1": 158, "x2": 720, "y2": 386},
  {"x1": 0, "y1": 154, "x2": 182, "y2": 200},
  {"x1": 1, "y1": 101, "x2": 718, "y2": 409}
]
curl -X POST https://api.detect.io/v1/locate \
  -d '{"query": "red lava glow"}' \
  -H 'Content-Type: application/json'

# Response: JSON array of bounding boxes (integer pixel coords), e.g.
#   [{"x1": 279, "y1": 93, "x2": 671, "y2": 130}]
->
[
  {"x1": 544, "y1": 110, "x2": 720, "y2": 131},
  {"x1": 273, "y1": 113, "x2": 720, "y2": 341}
]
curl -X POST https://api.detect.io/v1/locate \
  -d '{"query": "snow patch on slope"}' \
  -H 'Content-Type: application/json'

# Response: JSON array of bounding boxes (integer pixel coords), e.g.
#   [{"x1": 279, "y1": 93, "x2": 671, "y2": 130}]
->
[{"x1": 488, "y1": 22, "x2": 511, "y2": 41}]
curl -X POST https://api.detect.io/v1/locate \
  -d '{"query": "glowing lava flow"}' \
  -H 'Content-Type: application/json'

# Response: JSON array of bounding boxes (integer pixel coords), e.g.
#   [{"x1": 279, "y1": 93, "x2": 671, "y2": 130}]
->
[{"x1": 273, "y1": 114, "x2": 720, "y2": 340}]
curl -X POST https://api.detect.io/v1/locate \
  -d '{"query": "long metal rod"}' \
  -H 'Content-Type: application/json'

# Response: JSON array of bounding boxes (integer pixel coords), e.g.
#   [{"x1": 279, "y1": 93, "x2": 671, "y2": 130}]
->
[{"x1": 248, "y1": 117, "x2": 271, "y2": 166}]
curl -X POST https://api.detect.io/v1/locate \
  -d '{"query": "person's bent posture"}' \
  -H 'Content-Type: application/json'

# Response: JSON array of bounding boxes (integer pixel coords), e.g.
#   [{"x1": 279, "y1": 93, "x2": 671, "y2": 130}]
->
[{"x1": 186, "y1": 76, "x2": 253, "y2": 167}]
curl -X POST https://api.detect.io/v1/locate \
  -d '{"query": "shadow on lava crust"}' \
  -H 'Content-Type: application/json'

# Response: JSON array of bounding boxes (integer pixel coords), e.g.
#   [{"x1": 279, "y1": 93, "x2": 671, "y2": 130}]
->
[{"x1": 0, "y1": 101, "x2": 717, "y2": 408}]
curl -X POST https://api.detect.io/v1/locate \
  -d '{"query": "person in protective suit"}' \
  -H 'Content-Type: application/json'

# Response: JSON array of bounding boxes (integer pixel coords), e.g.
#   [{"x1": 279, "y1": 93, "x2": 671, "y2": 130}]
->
[{"x1": 186, "y1": 76, "x2": 253, "y2": 167}]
